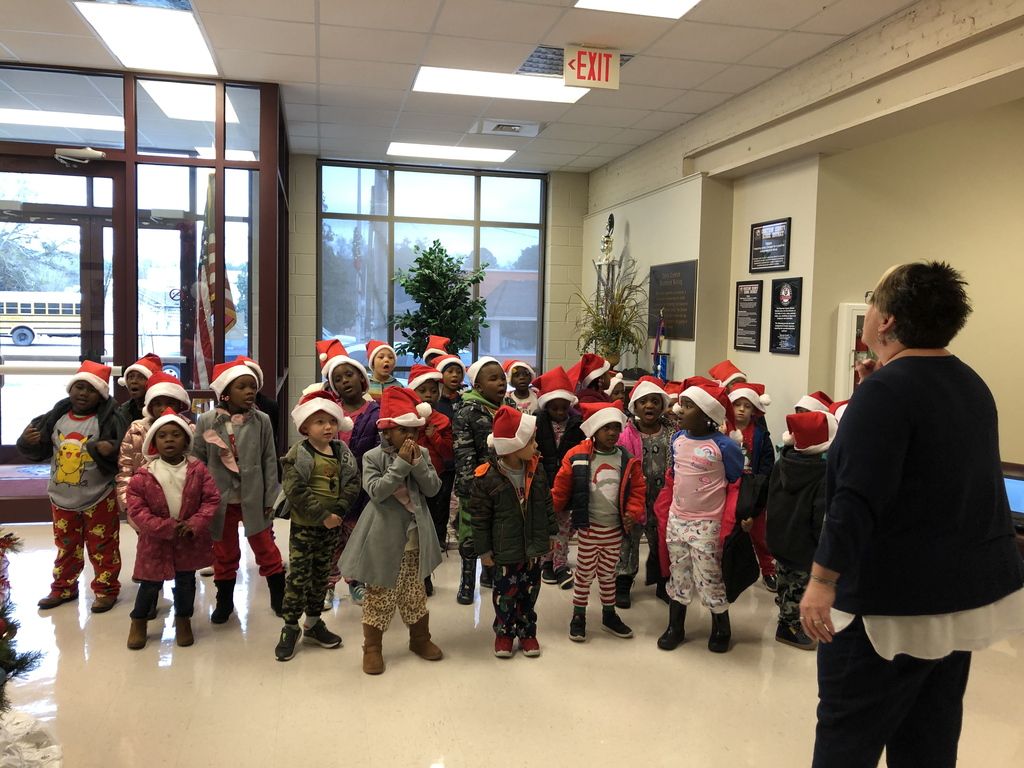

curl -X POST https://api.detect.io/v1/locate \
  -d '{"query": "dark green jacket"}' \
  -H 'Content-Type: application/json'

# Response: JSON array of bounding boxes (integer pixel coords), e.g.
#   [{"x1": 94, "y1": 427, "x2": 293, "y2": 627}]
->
[
  {"x1": 278, "y1": 439, "x2": 360, "y2": 527},
  {"x1": 469, "y1": 455, "x2": 558, "y2": 565}
]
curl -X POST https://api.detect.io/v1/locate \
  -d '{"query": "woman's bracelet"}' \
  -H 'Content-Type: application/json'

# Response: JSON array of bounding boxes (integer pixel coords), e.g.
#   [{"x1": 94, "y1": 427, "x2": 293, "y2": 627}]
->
[{"x1": 810, "y1": 574, "x2": 838, "y2": 588}]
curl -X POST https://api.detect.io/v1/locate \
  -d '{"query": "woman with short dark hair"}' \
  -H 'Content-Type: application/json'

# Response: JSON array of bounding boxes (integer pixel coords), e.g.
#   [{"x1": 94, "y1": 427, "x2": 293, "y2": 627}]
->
[{"x1": 801, "y1": 261, "x2": 1024, "y2": 768}]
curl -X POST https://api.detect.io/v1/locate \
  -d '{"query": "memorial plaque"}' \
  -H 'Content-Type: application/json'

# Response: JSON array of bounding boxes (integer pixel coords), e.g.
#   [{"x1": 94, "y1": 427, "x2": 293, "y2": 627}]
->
[
  {"x1": 769, "y1": 277, "x2": 802, "y2": 355},
  {"x1": 648, "y1": 261, "x2": 697, "y2": 341},
  {"x1": 734, "y1": 280, "x2": 763, "y2": 352},
  {"x1": 750, "y1": 217, "x2": 791, "y2": 273}
]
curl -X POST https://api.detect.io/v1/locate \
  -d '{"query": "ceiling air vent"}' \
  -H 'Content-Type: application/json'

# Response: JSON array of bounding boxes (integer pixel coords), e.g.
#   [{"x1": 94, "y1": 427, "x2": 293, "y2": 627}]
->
[
  {"x1": 471, "y1": 119, "x2": 545, "y2": 138},
  {"x1": 492, "y1": 124, "x2": 522, "y2": 133},
  {"x1": 517, "y1": 45, "x2": 633, "y2": 77}
]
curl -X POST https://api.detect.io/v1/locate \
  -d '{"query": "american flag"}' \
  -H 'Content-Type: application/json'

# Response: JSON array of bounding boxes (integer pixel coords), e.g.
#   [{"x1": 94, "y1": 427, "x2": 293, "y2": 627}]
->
[{"x1": 193, "y1": 176, "x2": 236, "y2": 388}]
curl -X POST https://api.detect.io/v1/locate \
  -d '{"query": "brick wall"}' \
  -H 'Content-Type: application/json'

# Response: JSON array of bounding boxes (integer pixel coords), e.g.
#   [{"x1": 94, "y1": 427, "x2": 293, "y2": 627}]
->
[
  {"x1": 286, "y1": 153, "x2": 318, "y2": 442},
  {"x1": 543, "y1": 171, "x2": 587, "y2": 372}
]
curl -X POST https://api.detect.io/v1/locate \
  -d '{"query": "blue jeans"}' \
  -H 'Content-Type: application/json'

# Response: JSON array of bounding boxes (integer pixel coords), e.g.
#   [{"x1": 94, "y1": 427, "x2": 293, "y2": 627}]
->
[{"x1": 130, "y1": 571, "x2": 197, "y2": 619}]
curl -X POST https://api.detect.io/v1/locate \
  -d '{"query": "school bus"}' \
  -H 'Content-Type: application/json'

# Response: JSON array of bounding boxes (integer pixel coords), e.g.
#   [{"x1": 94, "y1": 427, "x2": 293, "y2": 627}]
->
[{"x1": 0, "y1": 291, "x2": 81, "y2": 346}]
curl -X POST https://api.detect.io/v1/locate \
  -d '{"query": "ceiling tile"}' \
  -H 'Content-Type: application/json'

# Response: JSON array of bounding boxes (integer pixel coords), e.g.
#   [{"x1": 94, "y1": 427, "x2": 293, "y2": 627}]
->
[
  {"x1": 586, "y1": 142, "x2": 636, "y2": 158},
  {"x1": 0, "y1": 32, "x2": 119, "y2": 69},
  {"x1": 618, "y1": 56, "x2": 728, "y2": 90},
  {"x1": 319, "y1": 26, "x2": 427, "y2": 65},
  {"x1": 0, "y1": 0, "x2": 94, "y2": 35},
  {"x1": 193, "y1": 0, "x2": 316, "y2": 23},
  {"x1": 537, "y1": 122, "x2": 623, "y2": 143},
  {"x1": 319, "y1": 0, "x2": 444, "y2": 33},
  {"x1": 565, "y1": 155, "x2": 608, "y2": 170},
  {"x1": 201, "y1": 14, "x2": 314, "y2": 56},
  {"x1": 319, "y1": 59, "x2": 416, "y2": 90},
  {"x1": 509, "y1": 150, "x2": 581, "y2": 166},
  {"x1": 434, "y1": 0, "x2": 564, "y2": 44},
  {"x1": 390, "y1": 128, "x2": 470, "y2": 144},
  {"x1": 396, "y1": 111, "x2": 478, "y2": 132},
  {"x1": 525, "y1": 137, "x2": 598, "y2": 155},
  {"x1": 319, "y1": 123, "x2": 391, "y2": 140},
  {"x1": 578, "y1": 84, "x2": 682, "y2": 111},
  {"x1": 288, "y1": 136, "x2": 320, "y2": 151},
  {"x1": 319, "y1": 106, "x2": 399, "y2": 128},
  {"x1": 542, "y1": 8, "x2": 675, "y2": 51},
  {"x1": 742, "y1": 31, "x2": 844, "y2": 69},
  {"x1": 607, "y1": 127, "x2": 662, "y2": 145},
  {"x1": 458, "y1": 133, "x2": 533, "y2": 150},
  {"x1": 662, "y1": 89, "x2": 732, "y2": 113},
  {"x1": 696, "y1": 64, "x2": 780, "y2": 94},
  {"x1": 319, "y1": 84, "x2": 409, "y2": 111},
  {"x1": 283, "y1": 103, "x2": 318, "y2": 122},
  {"x1": 280, "y1": 82, "x2": 319, "y2": 104},
  {"x1": 322, "y1": 139, "x2": 390, "y2": 154},
  {"x1": 217, "y1": 50, "x2": 316, "y2": 82},
  {"x1": 628, "y1": 110, "x2": 697, "y2": 131},
  {"x1": 644, "y1": 22, "x2": 781, "y2": 63},
  {"x1": 504, "y1": 162, "x2": 557, "y2": 172},
  {"x1": 798, "y1": 1, "x2": 915, "y2": 35},
  {"x1": 686, "y1": 0, "x2": 833, "y2": 30},
  {"x1": 288, "y1": 121, "x2": 319, "y2": 138},
  {"x1": 557, "y1": 104, "x2": 651, "y2": 128},
  {"x1": 482, "y1": 99, "x2": 573, "y2": 123},
  {"x1": 403, "y1": 91, "x2": 491, "y2": 117},
  {"x1": 0, "y1": 42, "x2": 15, "y2": 61},
  {"x1": 421, "y1": 35, "x2": 534, "y2": 72}
]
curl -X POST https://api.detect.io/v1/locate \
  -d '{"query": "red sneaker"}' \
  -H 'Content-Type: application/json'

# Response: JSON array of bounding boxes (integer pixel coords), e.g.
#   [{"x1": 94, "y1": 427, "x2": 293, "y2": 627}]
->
[
  {"x1": 494, "y1": 635, "x2": 514, "y2": 658},
  {"x1": 519, "y1": 637, "x2": 541, "y2": 657}
]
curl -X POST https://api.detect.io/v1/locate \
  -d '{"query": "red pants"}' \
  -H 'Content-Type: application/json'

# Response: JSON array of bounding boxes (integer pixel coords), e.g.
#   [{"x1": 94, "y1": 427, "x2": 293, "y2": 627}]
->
[
  {"x1": 213, "y1": 503, "x2": 283, "y2": 580},
  {"x1": 50, "y1": 487, "x2": 121, "y2": 599},
  {"x1": 750, "y1": 514, "x2": 776, "y2": 576}
]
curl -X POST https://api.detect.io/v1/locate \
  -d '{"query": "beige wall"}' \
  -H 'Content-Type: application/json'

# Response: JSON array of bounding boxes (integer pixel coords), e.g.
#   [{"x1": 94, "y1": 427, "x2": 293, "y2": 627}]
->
[
  {"x1": 727, "y1": 156, "x2": 821, "y2": 442},
  {"x1": 812, "y1": 99, "x2": 1024, "y2": 462},
  {"x1": 544, "y1": 172, "x2": 587, "y2": 373},
  {"x1": 287, "y1": 153, "x2": 319, "y2": 443}
]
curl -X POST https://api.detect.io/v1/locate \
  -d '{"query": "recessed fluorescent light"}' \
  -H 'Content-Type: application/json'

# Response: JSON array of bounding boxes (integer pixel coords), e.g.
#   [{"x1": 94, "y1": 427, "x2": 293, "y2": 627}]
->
[
  {"x1": 387, "y1": 142, "x2": 515, "y2": 163},
  {"x1": 574, "y1": 0, "x2": 701, "y2": 19},
  {"x1": 74, "y1": 2, "x2": 218, "y2": 76},
  {"x1": 0, "y1": 108, "x2": 124, "y2": 132},
  {"x1": 140, "y1": 81, "x2": 239, "y2": 123},
  {"x1": 413, "y1": 67, "x2": 588, "y2": 103}
]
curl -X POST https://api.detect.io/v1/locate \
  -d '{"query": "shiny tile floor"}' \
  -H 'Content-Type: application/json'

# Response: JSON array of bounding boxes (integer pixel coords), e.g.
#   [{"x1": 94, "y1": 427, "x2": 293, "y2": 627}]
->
[{"x1": 5, "y1": 520, "x2": 1024, "y2": 768}]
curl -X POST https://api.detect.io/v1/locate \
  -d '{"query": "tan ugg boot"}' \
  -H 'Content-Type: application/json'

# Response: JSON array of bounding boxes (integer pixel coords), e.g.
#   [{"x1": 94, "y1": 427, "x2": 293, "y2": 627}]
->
[
  {"x1": 362, "y1": 623, "x2": 384, "y2": 675},
  {"x1": 175, "y1": 617, "x2": 194, "y2": 647},
  {"x1": 127, "y1": 618, "x2": 148, "y2": 650},
  {"x1": 408, "y1": 613, "x2": 443, "y2": 661}
]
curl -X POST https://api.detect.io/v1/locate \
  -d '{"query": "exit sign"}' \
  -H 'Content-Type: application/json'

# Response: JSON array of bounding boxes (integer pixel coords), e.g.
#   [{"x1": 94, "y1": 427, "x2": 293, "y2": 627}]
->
[{"x1": 564, "y1": 46, "x2": 619, "y2": 90}]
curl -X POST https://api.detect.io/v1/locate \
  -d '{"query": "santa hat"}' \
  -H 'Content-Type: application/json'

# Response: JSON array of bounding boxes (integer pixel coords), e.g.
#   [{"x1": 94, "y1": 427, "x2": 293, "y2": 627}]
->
[
  {"x1": 502, "y1": 359, "x2": 536, "y2": 380},
  {"x1": 829, "y1": 399, "x2": 850, "y2": 422},
  {"x1": 604, "y1": 372, "x2": 624, "y2": 397},
  {"x1": 664, "y1": 381, "x2": 683, "y2": 400},
  {"x1": 143, "y1": 372, "x2": 190, "y2": 412},
  {"x1": 487, "y1": 406, "x2": 537, "y2": 456},
  {"x1": 66, "y1": 360, "x2": 112, "y2": 400},
  {"x1": 235, "y1": 355, "x2": 264, "y2": 390},
  {"x1": 627, "y1": 376, "x2": 671, "y2": 415},
  {"x1": 433, "y1": 353, "x2": 466, "y2": 377},
  {"x1": 467, "y1": 356, "x2": 502, "y2": 388},
  {"x1": 376, "y1": 386, "x2": 432, "y2": 429},
  {"x1": 783, "y1": 411, "x2": 839, "y2": 455},
  {"x1": 367, "y1": 340, "x2": 396, "y2": 369},
  {"x1": 407, "y1": 363, "x2": 443, "y2": 392},
  {"x1": 210, "y1": 360, "x2": 257, "y2": 399},
  {"x1": 532, "y1": 366, "x2": 579, "y2": 409},
  {"x1": 580, "y1": 401, "x2": 627, "y2": 438},
  {"x1": 708, "y1": 360, "x2": 746, "y2": 388},
  {"x1": 683, "y1": 375, "x2": 718, "y2": 391},
  {"x1": 316, "y1": 338, "x2": 370, "y2": 394},
  {"x1": 117, "y1": 353, "x2": 162, "y2": 387},
  {"x1": 423, "y1": 335, "x2": 450, "y2": 360},
  {"x1": 291, "y1": 390, "x2": 353, "y2": 433},
  {"x1": 676, "y1": 382, "x2": 733, "y2": 427},
  {"x1": 141, "y1": 407, "x2": 194, "y2": 457},
  {"x1": 729, "y1": 382, "x2": 771, "y2": 413},
  {"x1": 796, "y1": 390, "x2": 834, "y2": 413},
  {"x1": 568, "y1": 353, "x2": 610, "y2": 389}
]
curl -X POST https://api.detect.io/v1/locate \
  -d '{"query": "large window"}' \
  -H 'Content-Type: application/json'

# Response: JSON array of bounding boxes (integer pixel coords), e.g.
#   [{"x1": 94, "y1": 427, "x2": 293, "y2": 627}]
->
[{"x1": 318, "y1": 164, "x2": 545, "y2": 374}]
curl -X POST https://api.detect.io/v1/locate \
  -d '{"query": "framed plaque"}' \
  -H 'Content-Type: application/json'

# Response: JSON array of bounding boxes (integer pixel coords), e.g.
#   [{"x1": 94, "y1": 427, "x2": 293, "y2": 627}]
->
[
  {"x1": 750, "y1": 217, "x2": 791, "y2": 273},
  {"x1": 769, "y1": 277, "x2": 802, "y2": 355},
  {"x1": 734, "y1": 280, "x2": 763, "y2": 352},
  {"x1": 648, "y1": 260, "x2": 697, "y2": 341}
]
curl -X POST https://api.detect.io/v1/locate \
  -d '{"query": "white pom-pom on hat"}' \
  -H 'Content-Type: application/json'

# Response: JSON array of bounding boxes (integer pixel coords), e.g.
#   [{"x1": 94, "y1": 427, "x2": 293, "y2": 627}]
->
[
  {"x1": 339, "y1": 415, "x2": 354, "y2": 432},
  {"x1": 319, "y1": 352, "x2": 327, "y2": 362},
  {"x1": 486, "y1": 433, "x2": 495, "y2": 449},
  {"x1": 415, "y1": 402, "x2": 432, "y2": 419},
  {"x1": 729, "y1": 430, "x2": 744, "y2": 445},
  {"x1": 783, "y1": 431, "x2": 796, "y2": 446}
]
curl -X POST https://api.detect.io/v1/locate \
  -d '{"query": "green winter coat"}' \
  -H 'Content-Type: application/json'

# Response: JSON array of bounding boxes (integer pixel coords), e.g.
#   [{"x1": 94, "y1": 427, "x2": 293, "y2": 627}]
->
[
  {"x1": 451, "y1": 388, "x2": 515, "y2": 499},
  {"x1": 469, "y1": 455, "x2": 558, "y2": 565},
  {"x1": 278, "y1": 439, "x2": 360, "y2": 527}
]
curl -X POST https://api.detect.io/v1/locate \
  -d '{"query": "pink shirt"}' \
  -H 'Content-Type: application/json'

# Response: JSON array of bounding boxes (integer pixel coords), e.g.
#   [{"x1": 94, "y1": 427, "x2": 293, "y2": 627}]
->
[{"x1": 667, "y1": 432, "x2": 744, "y2": 522}]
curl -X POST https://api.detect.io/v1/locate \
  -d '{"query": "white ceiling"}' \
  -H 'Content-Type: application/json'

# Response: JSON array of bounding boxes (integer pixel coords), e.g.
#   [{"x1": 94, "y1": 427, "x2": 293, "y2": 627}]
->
[{"x1": 0, "y1": 0, "x2": 918, "y2": 173}]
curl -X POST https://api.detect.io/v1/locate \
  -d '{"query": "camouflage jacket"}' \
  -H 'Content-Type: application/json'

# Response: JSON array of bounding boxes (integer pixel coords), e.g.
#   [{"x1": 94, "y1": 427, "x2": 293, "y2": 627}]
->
[{"x1": 451, "y1": 389, "x2": 515, "y2": 499}]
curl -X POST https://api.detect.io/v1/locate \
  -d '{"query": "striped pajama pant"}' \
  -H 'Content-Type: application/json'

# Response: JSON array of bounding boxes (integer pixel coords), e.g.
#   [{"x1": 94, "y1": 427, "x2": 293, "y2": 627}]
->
[{"x1": 572, "y1": 524, "x2": 622, "y2": 610}]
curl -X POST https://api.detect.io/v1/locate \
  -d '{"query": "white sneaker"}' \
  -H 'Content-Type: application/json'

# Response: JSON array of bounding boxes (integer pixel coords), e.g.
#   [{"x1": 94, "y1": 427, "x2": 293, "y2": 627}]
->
[
  {"x1": 199, "y1": 567, "x2": 214, "y2": 576},
  {"x1": 348, "y1": 582, "x2": 365, "y2": 605},
  {"x1": 322, "y1": 586, "x2": 335, "y2": 611}
]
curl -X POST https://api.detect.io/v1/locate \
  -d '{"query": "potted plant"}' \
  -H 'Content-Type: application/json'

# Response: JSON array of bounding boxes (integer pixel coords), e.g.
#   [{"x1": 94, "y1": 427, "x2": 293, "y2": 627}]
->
[
  {"x1": 572, "y1": 251, "x2": 648, "y2": 367},
  {"x1": 390, "y1": 239, "x2": 489, "y2": 358}
]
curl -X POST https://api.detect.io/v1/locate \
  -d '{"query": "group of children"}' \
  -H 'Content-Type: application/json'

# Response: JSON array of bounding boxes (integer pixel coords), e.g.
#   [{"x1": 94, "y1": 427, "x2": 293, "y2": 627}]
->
[{"x1": 18, "y1": 335, "x2": 843, "y2": 670}]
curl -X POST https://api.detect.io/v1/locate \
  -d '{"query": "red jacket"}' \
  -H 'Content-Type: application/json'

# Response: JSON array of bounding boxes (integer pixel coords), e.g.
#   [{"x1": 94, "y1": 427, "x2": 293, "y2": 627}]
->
[
  {"x1": 550, "y1": 438, "x2": 646, "y2": 531},
  {"x1": 417, "y1": 410, "x2": 454, "y2": 477},
  {"x1": 127, "y1": 457, "x2": 220, "y2": 581}
]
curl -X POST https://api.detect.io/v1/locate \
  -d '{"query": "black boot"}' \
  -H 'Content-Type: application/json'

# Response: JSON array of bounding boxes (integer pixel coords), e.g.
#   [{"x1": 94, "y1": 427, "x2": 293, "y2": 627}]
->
[
  {"x1": 456, "y1": 557, "x2": 477, "y2": 605},
  {"x1": 655, "y1": 577, "x2": 670, "y2": 605},
  {"x1": 267, "y1": 572, "x2": 286, "y2": 617},
  {"x1": 708, "y1": 610, "x2": 732, "y2": 654},
  {"x1": 657, "y1": 600, "x2": 687, "y2": 650},
  {"x1": 210, "y1": 578, "x2": 235, "y2": 624},
  {"x1": 615, "y1": 575, "x2": 633, "y2": 610},
  {"x1": 479, "y1": 563, "x2": 494, "y2": 589},
  {"x1": 424, "y1": 576, "x2": 433, "y2": 597}
]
